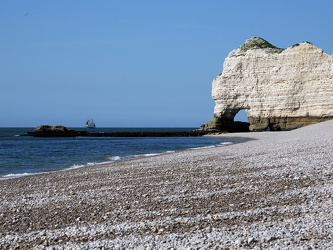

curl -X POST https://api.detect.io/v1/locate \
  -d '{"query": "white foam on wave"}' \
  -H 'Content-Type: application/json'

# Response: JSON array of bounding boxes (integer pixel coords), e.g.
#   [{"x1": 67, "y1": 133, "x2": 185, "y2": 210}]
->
[
  {"x1": 67, "y1": 164, "x2": 86, "y2": 170},
  {"x1": 143, "y1": 153, "x2": 159, "y2": 157},
  {"x1": 131, "y1": 152, "x2": 170, "y2": 159},
  {"x1": 1, "y1": 172, "x2": 31, "y2": 179},
  {"x1": 65, "y1": 157, "x2": 126, "y2": 172},
  {"x1": 220, "y1": 141, "x2": 233, "y2": 145},
  {"x1": 190, "y1": 141, "x2": 234, "y2": 150},
  {"x1": 108, "y1": 156, "x2": 121, "y2": 161},
  {"x1": 66, "y1": 161, "x2": 110, "y2": 172},
  {"x1": 0, "y1": 172, "x2": 45, "y2": 180},
  {"x1": 191, "y1": 145, "x2": 216, "y2": 150}
]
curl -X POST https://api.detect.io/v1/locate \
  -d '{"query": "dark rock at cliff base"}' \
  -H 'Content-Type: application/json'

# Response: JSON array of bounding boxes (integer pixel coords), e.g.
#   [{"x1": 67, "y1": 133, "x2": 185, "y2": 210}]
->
[
  {"x1": 200, "y1": 118, "x2": 250, "y2": 133},
  {"x1": 32, "y1": 125, "x2": 80, "y2": 137}
]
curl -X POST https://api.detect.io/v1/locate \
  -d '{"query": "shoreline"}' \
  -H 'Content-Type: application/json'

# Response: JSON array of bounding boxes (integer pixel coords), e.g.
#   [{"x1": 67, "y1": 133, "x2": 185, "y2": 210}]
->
[
  {"x1": 1, "y1": 121, "x2": 333, "y2": 248},
  {"x1": 0, "y1": 136, "x2": 247, "y2": 181}
]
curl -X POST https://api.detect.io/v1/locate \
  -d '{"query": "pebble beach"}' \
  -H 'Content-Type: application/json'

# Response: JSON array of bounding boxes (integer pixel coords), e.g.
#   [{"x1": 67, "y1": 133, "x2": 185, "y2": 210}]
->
[{"x1": 1, "y1": 120, "x2": 333, "y2": 249}]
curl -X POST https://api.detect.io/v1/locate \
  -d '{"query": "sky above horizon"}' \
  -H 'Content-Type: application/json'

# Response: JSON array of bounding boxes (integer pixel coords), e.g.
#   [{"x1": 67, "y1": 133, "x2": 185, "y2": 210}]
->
[{"x1": 1, "y1": 1, "x2": 333, "y2": 127}]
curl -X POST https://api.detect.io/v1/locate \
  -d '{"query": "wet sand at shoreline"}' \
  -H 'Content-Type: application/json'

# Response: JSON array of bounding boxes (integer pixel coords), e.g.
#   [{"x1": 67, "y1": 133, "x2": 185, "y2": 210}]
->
[{"x1": 1, "y1": 120, "x2": 333, "y2": 249}]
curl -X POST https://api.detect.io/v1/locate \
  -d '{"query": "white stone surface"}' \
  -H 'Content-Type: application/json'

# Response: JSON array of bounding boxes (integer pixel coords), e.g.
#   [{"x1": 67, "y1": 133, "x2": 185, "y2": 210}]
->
[{"x1": 212, "y1": 37, "x2": 333, "y2": 119}]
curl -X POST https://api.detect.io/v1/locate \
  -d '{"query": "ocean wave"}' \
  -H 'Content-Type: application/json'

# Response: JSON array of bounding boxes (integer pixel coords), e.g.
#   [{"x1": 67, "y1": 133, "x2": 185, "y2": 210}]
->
[
  {"x1": 1, "y1": 172, "x2": 39, "y2": 180},
  {"x1": 220, "y1": 141, "x2": 233, "y2": 145},
  {"x1": 141, "y1": 153, "x2": 159, "y2": 157},
  {"x1": 190, "y1": 141, "x2": 233, "y2": 150},
  {"x1": 67, "y1": 164, "x2": 86, "y2": 170},
  {"x1": 108, "y1": 156, "x2": 121, "y2": 161},
  {"x1": 0, "y1": 139, "x2": 238, "y2": 180},
  {"x1": 191, "y1": 145, "x2": 216, "y2": 150}
]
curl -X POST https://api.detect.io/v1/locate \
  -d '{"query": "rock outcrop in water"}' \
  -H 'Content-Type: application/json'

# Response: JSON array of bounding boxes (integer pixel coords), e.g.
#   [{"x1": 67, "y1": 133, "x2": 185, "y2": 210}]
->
[
  {"x1": 201, "y1": 37, "x2": 333, "y2": 132},
  {"x1": 32, "y1": 125, "x2": 79, "y2": 137}
]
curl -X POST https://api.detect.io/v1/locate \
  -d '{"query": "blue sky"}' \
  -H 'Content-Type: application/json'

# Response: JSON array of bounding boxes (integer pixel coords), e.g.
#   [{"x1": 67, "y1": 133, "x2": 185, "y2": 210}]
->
[{"x1": 1, "y1": 1, "x2": 333, "y2": 127}]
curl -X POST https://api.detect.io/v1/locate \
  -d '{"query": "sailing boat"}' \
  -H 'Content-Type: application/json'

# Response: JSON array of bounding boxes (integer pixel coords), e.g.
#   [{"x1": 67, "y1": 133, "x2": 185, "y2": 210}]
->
[{"x1": 85, "y1": 118, "x2": 96, "y2": 128}]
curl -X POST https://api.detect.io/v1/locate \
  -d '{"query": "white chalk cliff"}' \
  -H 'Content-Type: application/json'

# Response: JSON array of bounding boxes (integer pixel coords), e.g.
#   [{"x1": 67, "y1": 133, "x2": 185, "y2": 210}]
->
[{"x1": 202, "y1": 37, "x2": 333, "y2": 132}]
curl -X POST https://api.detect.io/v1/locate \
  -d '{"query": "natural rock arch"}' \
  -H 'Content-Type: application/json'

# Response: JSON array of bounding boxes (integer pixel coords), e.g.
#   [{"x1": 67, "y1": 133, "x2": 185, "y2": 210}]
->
[{"x1": 201, "y1": 37, "x2": 333, "y2": 132}]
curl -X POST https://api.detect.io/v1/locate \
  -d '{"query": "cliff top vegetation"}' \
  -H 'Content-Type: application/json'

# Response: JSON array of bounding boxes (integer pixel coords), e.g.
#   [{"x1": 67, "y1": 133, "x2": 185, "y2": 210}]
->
[{"x1": 239, "y1": 37, "x2": 285, "y2": 53}]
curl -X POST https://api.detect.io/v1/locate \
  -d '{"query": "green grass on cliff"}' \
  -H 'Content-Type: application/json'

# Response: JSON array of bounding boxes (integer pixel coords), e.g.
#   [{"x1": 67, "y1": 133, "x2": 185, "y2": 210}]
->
[{"x1": 240, "y1": 37, "x2": 285, "y2": 53}]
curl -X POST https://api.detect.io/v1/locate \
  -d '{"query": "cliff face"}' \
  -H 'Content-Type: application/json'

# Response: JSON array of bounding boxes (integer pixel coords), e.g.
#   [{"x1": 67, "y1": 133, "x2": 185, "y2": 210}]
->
[{"x1": 202, "y1": 37, "x2": 333, "y2": 132}]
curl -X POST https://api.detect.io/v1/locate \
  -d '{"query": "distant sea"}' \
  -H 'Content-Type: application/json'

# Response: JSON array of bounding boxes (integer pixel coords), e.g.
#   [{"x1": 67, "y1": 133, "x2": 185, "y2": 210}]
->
[{"x1": 0, "y1": 127, "x2": 246, "y2": 180}]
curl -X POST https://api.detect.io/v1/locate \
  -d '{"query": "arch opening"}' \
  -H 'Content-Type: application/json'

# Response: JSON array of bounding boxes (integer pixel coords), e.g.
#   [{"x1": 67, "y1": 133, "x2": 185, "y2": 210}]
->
[{"x1": 234, "y1": 109, "x2": 249, "y2": 123}]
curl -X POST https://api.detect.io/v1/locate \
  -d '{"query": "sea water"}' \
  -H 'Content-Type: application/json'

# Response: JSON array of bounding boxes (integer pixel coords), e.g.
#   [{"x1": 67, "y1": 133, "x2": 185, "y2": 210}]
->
[{"x1": 0, "y1": 127, "x2": 246, "y2": 179}]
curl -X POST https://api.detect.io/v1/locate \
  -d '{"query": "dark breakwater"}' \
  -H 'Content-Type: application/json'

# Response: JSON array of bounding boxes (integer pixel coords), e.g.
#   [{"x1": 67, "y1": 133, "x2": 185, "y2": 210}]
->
[
  {"x1": 77, "y1": 130, "x2": 208, "y2": 137},
  {"x1": 25, "y1": 125, "x2": 208, "y2": 137}
]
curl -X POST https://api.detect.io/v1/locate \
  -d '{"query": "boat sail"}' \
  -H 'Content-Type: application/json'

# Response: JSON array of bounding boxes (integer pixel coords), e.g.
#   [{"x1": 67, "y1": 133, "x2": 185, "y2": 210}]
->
[{"x1": 85, "y1": 118, "x2": 96, "y2": 128}]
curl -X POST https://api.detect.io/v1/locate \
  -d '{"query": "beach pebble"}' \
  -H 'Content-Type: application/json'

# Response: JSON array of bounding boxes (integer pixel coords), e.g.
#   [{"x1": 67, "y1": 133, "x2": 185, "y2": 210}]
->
[{"x1": 1, "y1": 120, "x2": 333, "y2": 248}]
